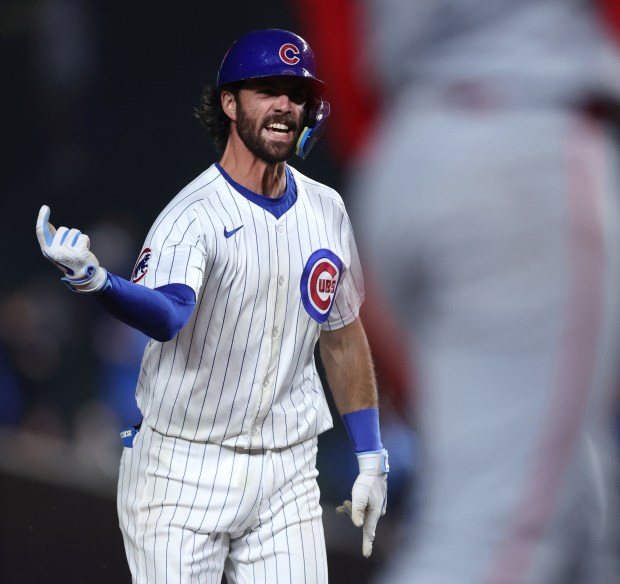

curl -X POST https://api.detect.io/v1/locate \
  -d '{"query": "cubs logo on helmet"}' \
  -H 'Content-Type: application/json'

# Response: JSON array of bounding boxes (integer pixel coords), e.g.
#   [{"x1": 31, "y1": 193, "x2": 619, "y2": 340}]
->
[
  {"x1": 300, "y1": 249, "x2": 343, "y2": 324},
  {"x1": 279, "y1": 43, "x2": 301, "y2": 65},
  {"x1": 132, "y1": 248, "x2": 152, "y2": 283}
]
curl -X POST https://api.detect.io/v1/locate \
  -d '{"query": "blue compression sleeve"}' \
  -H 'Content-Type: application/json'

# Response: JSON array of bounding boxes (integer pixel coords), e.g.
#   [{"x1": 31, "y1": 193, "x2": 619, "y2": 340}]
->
[
  {"x1": 95, "y1": 273, "x2": 196, "y2": 342},
  {"x1": 342, "y1": 408, "x2": 384, "y2": 453}
]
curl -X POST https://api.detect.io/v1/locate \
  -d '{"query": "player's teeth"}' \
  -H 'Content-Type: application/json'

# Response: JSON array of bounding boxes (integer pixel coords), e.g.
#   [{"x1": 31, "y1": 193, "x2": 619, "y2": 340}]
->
[{"x1": 268, "y1": 123, "x2": 288, "y2": 132}]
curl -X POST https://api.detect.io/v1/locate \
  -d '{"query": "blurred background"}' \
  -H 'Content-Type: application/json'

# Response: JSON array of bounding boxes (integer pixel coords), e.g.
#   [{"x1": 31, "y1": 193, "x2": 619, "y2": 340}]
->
[{"x1": 0, "y1": 1, "x2": 416, "y2": 582}]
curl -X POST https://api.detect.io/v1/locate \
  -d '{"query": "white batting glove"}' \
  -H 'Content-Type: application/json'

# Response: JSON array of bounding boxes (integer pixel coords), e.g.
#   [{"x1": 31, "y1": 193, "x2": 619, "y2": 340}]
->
[
  {"x1": 36, "y1": 205, "x2": 108, "y2": 293},
  {"x1": 336, "y1": 449, "x2": 389, "y2": 558}
]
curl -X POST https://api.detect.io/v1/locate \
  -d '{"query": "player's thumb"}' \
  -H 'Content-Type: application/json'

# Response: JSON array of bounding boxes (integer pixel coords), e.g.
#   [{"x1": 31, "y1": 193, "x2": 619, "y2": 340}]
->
[{"x1": 36, "y1": 205, "x2": 56, "y2": 247}]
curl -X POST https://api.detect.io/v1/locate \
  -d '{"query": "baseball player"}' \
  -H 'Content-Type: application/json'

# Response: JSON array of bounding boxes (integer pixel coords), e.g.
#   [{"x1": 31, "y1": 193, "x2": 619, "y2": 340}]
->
[
  {"x1": 35, "y1": 28, "x2": 388, "y2": 583},
  {"x1": 338, "y1": 1, "x2": 620, "y2": 583}
]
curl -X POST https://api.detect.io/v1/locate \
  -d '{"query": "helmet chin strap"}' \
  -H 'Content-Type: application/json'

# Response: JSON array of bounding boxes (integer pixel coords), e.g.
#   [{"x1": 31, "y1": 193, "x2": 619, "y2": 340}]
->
[{"x1": 295, "y1": 100, "x2": 331, "y2": 159}]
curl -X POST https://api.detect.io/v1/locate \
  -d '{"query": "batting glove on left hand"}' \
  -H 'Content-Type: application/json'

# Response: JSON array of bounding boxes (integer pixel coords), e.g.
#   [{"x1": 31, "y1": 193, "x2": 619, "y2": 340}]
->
[
  {"x1": 337, "y1": 449, "x2": 389, "y2": 558},
  {"x1": 36, "y1": 205, "x2": 108, "y2": 293}
]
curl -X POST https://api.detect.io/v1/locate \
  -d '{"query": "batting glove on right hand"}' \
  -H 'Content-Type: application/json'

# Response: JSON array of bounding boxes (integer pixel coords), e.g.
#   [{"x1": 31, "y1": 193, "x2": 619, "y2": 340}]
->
[
  {"x1": 36, "y1": 205, "x2": 108, "y2": 293},
  {"x1": 337, "y1": 449, "x2": 389, "y2": 558}
]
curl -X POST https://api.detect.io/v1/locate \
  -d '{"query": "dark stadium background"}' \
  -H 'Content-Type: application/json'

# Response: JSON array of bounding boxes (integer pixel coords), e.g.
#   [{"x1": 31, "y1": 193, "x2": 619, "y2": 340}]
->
[{"x1": 0, "y1": 1, "x2": 417, "y2": 582}]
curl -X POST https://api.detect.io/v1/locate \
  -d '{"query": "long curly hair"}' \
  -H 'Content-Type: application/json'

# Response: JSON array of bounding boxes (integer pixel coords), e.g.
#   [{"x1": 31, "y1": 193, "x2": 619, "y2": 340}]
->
[{"x1": 194, "y1": 84, "x2": 239, "y2": 155}]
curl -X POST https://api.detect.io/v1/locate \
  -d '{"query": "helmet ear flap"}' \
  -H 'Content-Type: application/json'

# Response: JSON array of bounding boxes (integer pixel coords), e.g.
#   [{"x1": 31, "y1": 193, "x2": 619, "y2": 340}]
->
[{"x1": 296, "y1": 99, "x2": 331, "y2": 159}]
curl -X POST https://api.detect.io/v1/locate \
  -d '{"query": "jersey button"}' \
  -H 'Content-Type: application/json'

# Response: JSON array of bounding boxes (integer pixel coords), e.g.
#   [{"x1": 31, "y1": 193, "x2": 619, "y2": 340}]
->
[
  {"x1": 276, "y1": 224, "x2": 285, "y2": 234},
  {"x1": 262, "y1": 378, "x2": 270, "y2": 388},
  {"x1": 272, "y1": 327, "x2": 279, "y2": 337},
  {"x1": 278, "y1": 276, "x2": 285, "y2": 286}
]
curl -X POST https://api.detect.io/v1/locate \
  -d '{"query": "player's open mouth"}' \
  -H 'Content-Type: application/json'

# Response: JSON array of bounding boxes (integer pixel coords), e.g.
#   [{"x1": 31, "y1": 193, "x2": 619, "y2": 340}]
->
[{"x1": 265, "y1": 122, "x2": 293, "y2": 136}]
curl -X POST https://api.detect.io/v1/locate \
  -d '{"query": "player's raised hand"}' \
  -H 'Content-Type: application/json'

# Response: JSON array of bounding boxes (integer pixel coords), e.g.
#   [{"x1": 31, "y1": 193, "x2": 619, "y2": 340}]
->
[
  {"x1": 336, "y1": 449, "x2": 389, "y2": 558},
  {"x1": 36, "y1": 205, "x2": 108, "y2": 293}
]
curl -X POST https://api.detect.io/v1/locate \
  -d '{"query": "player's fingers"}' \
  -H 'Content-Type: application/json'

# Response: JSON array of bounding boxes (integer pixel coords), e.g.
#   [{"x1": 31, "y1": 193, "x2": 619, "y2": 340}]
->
[
  {"x1": 364, "y1": 507, "x2": 381, "y2": 537},
  {"x1": 54, "y1": 226, "x2": 70, "y2": 247},
  {"x1": 336, "y1": 500, "x2": 352, "y2": 518},
  {"x1": 362, "y1": 533, "x2": 374, "y2": 558},
  {"x1": 362, "y1": 508, "x2": 381, "y2": 558},
  {"x1": 65, "y1": 228, "x2": 82, "y2": 248},
  {"x1": 77, "y1": 233, "x2": 91, "y2": 252},
  {"x1": 36, "y1": 205, "x2": 55, "y2": 247},
  {"x1": 350, "y1": 500, "x2": 366, "y2": 528}
]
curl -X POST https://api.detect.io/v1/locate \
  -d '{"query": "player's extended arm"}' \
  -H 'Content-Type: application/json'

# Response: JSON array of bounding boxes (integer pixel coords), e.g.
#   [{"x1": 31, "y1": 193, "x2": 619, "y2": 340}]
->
[
  {"x1": 319, "y1": 318, "x2": 389, "y2": 558},
  {"x1": 96, "y1": 275, "x2": 195, "y2": 342},
  {"x1": 36, "y1": 205, "x2": 195, "y2": 342}
]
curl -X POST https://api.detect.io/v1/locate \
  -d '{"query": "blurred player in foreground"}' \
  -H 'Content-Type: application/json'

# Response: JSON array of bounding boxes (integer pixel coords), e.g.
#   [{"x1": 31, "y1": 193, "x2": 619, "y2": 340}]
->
[
  {"x1": 334, "y1": 0, "x2": 620, "y2": 582},
  {"x1": 35, "y1": 28, "x2": 388, "y2": 583}
]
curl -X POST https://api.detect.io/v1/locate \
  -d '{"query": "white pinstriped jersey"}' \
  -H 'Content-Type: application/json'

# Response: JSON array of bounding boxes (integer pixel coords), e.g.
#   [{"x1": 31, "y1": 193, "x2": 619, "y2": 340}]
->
[{"x1": 131, "y1": 164, "x2": 364, "y2": 449}]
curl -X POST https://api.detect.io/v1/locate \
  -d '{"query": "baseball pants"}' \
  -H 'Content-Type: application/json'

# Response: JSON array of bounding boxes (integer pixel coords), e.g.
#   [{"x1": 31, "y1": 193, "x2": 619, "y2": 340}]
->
[{"x1": 118, "y1": 425, "x2": 328, "y2": 583}]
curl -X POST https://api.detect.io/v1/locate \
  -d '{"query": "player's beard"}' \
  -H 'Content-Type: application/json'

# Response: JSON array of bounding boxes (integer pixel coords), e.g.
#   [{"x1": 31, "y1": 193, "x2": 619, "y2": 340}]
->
[{"x1": 235, "y1": 103, "x2": 300, "y2": 164}]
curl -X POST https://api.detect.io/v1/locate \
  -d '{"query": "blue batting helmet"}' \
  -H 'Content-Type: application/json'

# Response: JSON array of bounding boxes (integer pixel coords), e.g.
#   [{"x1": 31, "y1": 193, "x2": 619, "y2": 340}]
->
[
  {"x1": 217, "y1": 29, "x2": 325, "y2": 92},
  {"x1": 216, "y1": 29, "x2": 330, "y2": 159}
]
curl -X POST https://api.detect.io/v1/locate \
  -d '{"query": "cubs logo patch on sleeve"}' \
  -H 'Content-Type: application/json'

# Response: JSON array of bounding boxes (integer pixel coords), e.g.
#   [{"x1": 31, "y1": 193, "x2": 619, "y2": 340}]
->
[
  {"x1": 300, "y1": 249, "x2": 343, "y2": 323},
  {"x1": 131, "y1": 248, "x2": 152, "y2": 283}
]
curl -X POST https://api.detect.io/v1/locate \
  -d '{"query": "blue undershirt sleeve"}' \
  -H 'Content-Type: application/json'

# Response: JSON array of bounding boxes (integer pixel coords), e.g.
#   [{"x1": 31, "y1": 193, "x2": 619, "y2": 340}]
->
[{"x1": 95, "y1": 273, "x2": 196, "y2": 342}]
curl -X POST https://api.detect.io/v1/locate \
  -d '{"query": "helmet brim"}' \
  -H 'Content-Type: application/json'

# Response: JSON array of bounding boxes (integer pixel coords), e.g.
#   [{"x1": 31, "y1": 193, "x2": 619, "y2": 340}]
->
[{"x1": 218, "y1": 72, "x2": 326, "y2": 101}]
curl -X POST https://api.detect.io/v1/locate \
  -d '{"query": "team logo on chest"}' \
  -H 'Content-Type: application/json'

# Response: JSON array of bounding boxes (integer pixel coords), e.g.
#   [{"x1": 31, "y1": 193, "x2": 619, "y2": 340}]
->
[
  {"x1": 300, "y1": 249, "x2": 343, "y2": 324},
  {"x1": 131, "y1": 248, "x2": 152, "y2": 283}
]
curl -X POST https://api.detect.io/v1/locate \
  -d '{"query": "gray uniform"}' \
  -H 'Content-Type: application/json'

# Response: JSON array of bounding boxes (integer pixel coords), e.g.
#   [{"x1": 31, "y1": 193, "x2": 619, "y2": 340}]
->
[{"x1": 353, "y1": 1, "x2": 620, "y2": 582}]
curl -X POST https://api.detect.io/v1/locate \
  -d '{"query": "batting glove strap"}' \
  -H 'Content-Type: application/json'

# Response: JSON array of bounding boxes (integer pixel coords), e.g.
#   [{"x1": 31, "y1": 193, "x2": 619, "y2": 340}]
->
[
  {"x1": 62, "y1": 267, "x2": 109, "y2": 293},
  {"x1": 356, "y1": 449, "x2": 390, "y2": 476}
]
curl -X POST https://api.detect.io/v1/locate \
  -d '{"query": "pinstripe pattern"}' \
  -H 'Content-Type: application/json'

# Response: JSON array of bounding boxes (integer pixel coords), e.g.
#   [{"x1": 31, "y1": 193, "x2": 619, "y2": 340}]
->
[
  {"x1": 132, "y1": 164, "x2": 363, "y2": 449},
  {"x1": 118, "y1": 163, "x2": 361, "y2": 582},
  {"x1": 118, "y1": 426, "x2": 327, "y2": 583}
]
